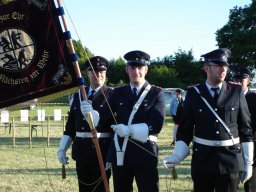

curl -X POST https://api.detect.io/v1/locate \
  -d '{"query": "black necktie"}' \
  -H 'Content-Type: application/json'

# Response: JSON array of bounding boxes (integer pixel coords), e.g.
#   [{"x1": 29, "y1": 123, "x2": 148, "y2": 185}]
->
[
  {"x1": 211, "y1": 87, "x2": 219, "y2": 103},
  {"x1": 88, "y1": 90, "x2": 95, "y2": 100},
  {"x1": 132, "y1": 87, "x2": 137, "y2": 99}
]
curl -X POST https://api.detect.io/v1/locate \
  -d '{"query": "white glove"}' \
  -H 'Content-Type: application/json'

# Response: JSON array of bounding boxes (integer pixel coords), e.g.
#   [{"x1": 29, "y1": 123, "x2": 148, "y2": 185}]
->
[
  {"x1": 80, "y1": 100, "x2": 93, "y2": 117},
  {"x1": 105, "y1": 162, "x2": 112, "y2": 171},
  {"x1": 80, "y1": 101, "x2": 99, "y2": 127},
  {"x1": 111, "y1": 124, "x2": 131, "y2": 137},
  {"x1": 163, "y1": 140, "x2": 190, "y2": 168},
  {"x1": 240, "y1": 142, "x2": 254, "y2": 184},
  {"x1": 130, "y1": 123, "x2": 149, "y2": 143},
  {"x1": 57, "y1": 135, "x2": 73, "y2": 165}
]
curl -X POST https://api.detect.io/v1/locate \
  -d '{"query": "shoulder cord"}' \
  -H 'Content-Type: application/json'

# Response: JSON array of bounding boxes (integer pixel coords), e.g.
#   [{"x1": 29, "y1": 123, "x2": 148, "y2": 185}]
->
[
  {"x1": 114, "y1": 85, "x2": 151, "y2": 165},
  {"x1": 61, "y1": 0, "x2": 159, "y2": 160},
  {"x1": 50, "y1": 0, "x2": 160, "y2": 189},
  {"x1": 193, "y1": 86, "x2": 236, "y2": 145}
]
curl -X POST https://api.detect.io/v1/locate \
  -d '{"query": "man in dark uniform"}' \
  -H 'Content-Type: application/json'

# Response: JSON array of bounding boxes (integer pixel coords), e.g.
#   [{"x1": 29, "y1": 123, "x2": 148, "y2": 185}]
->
[
  {"x1": 81, "y1": 50, "x2": 166, "y2": 192},
  {"x1": 57, "y1": 56, "x2": 113, "y2": 192},
  {"x1": 164, "y1": 48, "x2": 254, "y2": 192},
  {"x1": 232, "y1": 66, "x2": 256, "y2": 192}
]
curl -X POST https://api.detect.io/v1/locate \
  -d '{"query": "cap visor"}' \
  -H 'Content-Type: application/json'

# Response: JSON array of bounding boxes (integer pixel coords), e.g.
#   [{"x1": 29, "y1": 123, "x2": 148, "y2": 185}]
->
[
  {"x1": 211, "y1": 60, "x2": 229, "y2": 66},
  {"x1": 127, "y1": 62, "x2": 147, "y2": 66},
  {"x1": 88, "y1": 66, "x2": 107, "y2": 71}
]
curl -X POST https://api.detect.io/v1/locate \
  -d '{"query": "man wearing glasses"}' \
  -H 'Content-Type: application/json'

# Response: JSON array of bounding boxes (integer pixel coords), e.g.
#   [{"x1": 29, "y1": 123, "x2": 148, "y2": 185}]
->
[{"x1": 164, "y1": 48, "x2": 253, "y2": 192}]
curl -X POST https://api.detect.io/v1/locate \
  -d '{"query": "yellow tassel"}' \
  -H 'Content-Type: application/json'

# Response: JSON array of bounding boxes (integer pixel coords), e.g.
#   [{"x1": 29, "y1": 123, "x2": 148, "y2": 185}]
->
[
  {"x1": 62, "y1": 164, "x2": 66, "y2": 179},
  {"x1": 172, "y1": 167, "x2": 178, "y2": 180}
]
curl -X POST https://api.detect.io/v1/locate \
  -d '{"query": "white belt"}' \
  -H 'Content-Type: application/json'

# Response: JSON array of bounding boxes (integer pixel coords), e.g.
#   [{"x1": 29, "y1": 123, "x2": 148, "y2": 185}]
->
[
  {"x1": 76, "y1": 132, "x2": 111, "y2": 138},
  {"x1": 148, "y1": 135, "x2": 157, "y2": 142},
  {"x1": 194, "y1": 136, "x2": 240, "y2": 147}
]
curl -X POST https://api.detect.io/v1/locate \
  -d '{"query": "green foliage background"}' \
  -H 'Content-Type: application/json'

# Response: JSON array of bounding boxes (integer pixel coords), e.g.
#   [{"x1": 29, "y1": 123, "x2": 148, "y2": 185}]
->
[{"x1": 47, "y1": 3, "x2": 256, "y2": 105}]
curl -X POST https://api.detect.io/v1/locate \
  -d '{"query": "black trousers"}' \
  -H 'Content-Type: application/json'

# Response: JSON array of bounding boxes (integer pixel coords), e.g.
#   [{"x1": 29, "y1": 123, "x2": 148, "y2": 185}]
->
[
  {"x1": 76, "y1": 161, "x2": 111, "y2": 192},
  {"x1": 191, "y1": 171, "x2": 240, "y2": 192},
  {"x1": 112, "y1": 165, "x2": 159, "y2": 192},
  {"x1": 172, "y1": 115, "x2": 178, "y2": 124},
  {"x1": 244, "y1": 166, "x2": 256, "y2": 192}
]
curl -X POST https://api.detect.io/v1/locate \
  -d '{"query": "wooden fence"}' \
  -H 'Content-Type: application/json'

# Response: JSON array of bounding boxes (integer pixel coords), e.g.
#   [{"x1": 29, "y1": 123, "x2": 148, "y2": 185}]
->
[{"x1": 0, "y1": 115, "x2": 67, "y2": 148}]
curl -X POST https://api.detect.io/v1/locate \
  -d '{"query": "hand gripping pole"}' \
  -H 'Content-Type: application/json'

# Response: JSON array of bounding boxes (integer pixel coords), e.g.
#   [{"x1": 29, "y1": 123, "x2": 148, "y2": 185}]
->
[{"x1": 56, "y1": 1, "x2": 110, "y2": 191}]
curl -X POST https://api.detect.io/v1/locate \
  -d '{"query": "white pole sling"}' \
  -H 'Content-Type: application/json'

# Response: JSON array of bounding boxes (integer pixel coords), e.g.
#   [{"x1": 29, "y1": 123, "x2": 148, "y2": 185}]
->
[
  {"x1": 193, "y1": 86, "x2": 237, "y2": 145},
  {"x1": 114, "y1": 84, "x2": 151, "y2": 166}
]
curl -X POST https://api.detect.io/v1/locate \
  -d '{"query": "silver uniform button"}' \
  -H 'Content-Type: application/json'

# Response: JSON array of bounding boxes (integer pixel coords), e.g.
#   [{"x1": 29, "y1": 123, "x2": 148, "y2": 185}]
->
[
  {"x1": 199, "y1": 109, "x2": 202, "y2": 112},
  {"x1": 120, "y1": 102, "x2": 123, "y2": 105},
  {"x1": 232, "y1": 108, "x2": 234, "y2": 110},
  {"x1": 216, "y1": 120, "x2": 219, "y2": 122},
  {"x1": 216, "y1": 131, "x2": 219, "y2": 134},
  {"x1": 81, "y1": 127, "x2": 84, "y2": 130},
  {"x1": 214, "y1": 108, "x2": 217, "y2": 111}
]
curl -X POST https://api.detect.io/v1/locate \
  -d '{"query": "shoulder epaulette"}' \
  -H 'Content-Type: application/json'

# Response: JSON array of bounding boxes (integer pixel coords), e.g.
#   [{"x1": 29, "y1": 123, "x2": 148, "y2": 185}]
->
[
  {"x1": 227, "y1": 81, "x2": 240, "y2": 89},
  {"x1": 187, "y1": 83, "x2": 200, "y2": 89},
  {"x1": 104, "y1": 87, "x2": 114, "y2": 94},
  {"x1": 151, "y1": 85, "x2": 162, "y2": 90},
  {"x1": 228, "y1": 81, "x2": 239, "y2": 85}
]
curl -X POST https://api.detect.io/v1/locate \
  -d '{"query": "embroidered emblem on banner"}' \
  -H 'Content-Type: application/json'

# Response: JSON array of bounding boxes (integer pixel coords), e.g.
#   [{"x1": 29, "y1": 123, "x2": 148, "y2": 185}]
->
[
  {"x1": 0, "y1": 0, "x2": 77, "y2": 109},
  {"x1": 0, "y1": 28, "x2": 35, "y2": 72}
]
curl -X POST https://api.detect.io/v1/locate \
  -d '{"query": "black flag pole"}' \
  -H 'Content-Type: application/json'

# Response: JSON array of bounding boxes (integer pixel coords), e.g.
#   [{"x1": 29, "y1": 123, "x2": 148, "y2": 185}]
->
[{"x1": 56, "y1": 0, "x2": 110, "y2": 191}]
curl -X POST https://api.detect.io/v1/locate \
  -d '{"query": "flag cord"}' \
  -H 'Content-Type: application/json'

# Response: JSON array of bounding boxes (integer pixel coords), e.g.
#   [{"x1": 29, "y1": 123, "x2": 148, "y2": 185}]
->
[
  {"x1": 39, "y1": 104, "x2": 57, "y2": 192},
  {"x1": 56, "y1": 0, "x2": 110, "y2": 191},
  {"x1": 61, "y1": 1, "x2": 162, "y2": 160},
  {"x1": 60, "y1": 0, "x2": 165, "y2": 179},
  {"x1": 55, "y1": 0, "x2": 165, "y2": 190}
]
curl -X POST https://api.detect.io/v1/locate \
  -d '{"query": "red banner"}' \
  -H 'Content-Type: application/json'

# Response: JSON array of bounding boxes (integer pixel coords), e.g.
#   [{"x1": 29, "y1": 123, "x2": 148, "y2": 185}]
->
[{"x1": 0, "y1": 0, "x2": 77, "y2": 108}]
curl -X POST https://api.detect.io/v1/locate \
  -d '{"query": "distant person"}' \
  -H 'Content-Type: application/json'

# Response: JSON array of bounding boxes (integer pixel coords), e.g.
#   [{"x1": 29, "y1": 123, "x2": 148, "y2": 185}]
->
[
  {"x1": 169, "y1": 89, "x2": 183, "y2": 145},
  {"x1": 164, "y1": 48, "x2": 254, "y2": 192},
  {"x1": 232, "y1": 65, "x2": 256, "y2": 192},
  {"x1": 57, "y1": 56, "x2": 113, "y2": 192}
]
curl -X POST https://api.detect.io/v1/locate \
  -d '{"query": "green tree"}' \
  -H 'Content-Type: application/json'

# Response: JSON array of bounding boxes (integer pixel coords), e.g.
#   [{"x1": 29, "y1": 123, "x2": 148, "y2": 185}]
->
[
  {"x1": 107, "y1": 57, "x2": 128, "y2": 86},
  {"x1": 216, "y1": 1, "x2": 256, "y2": 68},
  {"x1": 72, "y1": 40, "x2": 94, "y2": 71},
  {"x1": 151, "y1": 55, "x2": 174, "y2": 68},
  {"x1": 147, "y1": 65, "x2": 182, "y2": 88},
  {"x1": 172, "y1": 49, "x2": 205, "y2": 87},
  {"x1": 72, "y1": 39, "x2": 94, "y2": 83}
]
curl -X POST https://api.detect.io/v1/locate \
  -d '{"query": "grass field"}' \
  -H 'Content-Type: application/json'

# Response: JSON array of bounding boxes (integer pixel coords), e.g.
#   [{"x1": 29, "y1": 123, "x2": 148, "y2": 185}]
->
[{"x1": 0, "y1": 105, "x2": 245, "y2": 191}]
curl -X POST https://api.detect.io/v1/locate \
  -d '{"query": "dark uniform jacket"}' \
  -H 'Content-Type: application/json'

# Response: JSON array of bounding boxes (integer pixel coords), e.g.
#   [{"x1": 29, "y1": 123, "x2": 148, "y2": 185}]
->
[
  {"x1": 245, "y1": 89, "x2": 256, "y2": 166},
  {"x1": 64, "y1": 85, "x2": 113, "y2": 163},
  {"x1": 177, "y1": 81, "x2": 253, "y2": 174},
  {"x1": 101, "y1": 81, "x2": 166, "y2": 168}
]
